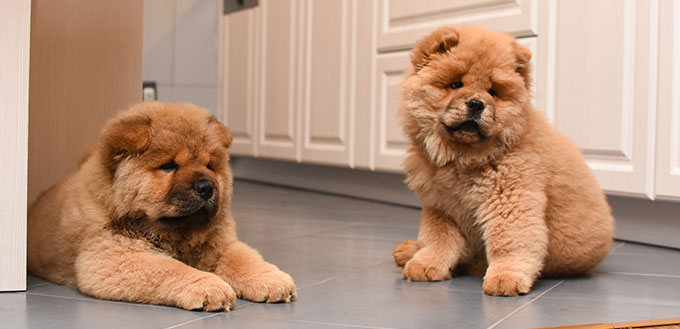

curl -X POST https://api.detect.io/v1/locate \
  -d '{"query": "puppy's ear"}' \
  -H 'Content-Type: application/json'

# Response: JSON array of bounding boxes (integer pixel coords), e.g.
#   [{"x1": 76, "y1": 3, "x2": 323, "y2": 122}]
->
[
  {"x1": 99, "y1": 114, "x2": 152, "y2": 171},
  {"x1": 208, "y1": 117, "x2": 232, "y2": 149},
  {"x1": 411, "y1": 26, "x2": 459, "y2": 73},
  {"x1": 515, "y1": 44, "x2": 532, "y2": 88}
]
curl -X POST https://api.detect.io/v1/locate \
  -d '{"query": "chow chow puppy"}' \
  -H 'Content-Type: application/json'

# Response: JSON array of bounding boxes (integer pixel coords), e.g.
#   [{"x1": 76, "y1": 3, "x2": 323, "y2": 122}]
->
[
  {"x1": 392, "y1": 26, "x2": 614, "y2": 296},
  {"x1": 27, "y1": 102, "x2": 296, "y2": 311}
]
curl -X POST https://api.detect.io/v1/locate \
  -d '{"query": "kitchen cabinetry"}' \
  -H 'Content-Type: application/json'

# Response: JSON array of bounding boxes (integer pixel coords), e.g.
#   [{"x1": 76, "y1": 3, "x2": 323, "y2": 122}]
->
[{"x1": 219, "y1": 0, "x2": 680, "y2": 200}]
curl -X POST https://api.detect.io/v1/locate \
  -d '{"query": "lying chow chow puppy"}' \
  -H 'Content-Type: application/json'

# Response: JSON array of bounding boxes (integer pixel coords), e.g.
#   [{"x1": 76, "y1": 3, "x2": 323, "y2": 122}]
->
[
  {"x1": 28, "y1": 102, "x2": 296, "y2": 311},
  {"x1": 392, "y1": 26, "x2": 614, "y2": 296}
]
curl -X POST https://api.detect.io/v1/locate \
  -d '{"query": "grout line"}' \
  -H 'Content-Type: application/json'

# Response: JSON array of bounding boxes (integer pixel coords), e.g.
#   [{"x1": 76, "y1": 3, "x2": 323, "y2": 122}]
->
[
  {"x1": 591, "y1": 271, "x2": 680, "y2": 279},
  {"x1": 26, "y1": 282, "x2": 50, "y2": 289},
  {"x1": 291, "y1": 319, "x2": 397, "y2": 329},
  {"x1": 538, "y1": 294, "x2": 680, "y2": 308},
  {"x1": 163, "y1": 313, "x2": 222, "y2": 329},
  {"x1": 240, "y1": 222, "x2": 360, "y2": 245},
  {"x1": 610, "y1": 241, "x2": 626, "y2": 254},
  {"x1": 297, "y1": 260, "x2": 394, "y2": 291},
  {"x1": 25, "y1": 292, "x2": 183, "y2": 311},
  {"x1": 485, "y1": 280, "x2": 566, "y2": 329}
]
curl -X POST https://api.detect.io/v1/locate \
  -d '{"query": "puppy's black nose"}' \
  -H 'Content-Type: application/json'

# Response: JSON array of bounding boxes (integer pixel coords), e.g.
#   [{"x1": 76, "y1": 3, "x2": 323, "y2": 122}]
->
[
  {"x1": 194, "y1": 180, "x2": 214, "y2": 200},
  {"x1": 466, "y1": 99, "x2": 485, "y2": 116}
]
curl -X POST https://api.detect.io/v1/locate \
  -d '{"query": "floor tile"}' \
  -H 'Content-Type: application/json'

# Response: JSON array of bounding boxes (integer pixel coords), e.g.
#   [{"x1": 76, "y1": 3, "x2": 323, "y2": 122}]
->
[
  {"x1": 315, "y1": 223, "x2": 419, "y2": 243},
  {"x1": 0, "y1": 292, "x2": 209, "y2": 329},
  {"x1": 27, "y1": 278, "x2": 252, "y2": 309},
  {"x1": 25, "y1": 275, "x2": 48, "y2": 288},
  {"x1": 492, "y1": 297, "x2": 680, "y2": 329},
  {"x1": 321, "y1": 262, "x2": 563, "y2": 297},
  {"x1": 252, "y1": 236, "x2": 397, "y2": 288},
  {"x1": 537, "y1": 272, "x2": 680, "y2": 307},
  {"x1": 594, "y1": 243, "x2": 680, "y2": 276},
  {"x1": 232, "y1": 271, "x2": 544, "y2": 329},
  {"x1": 170, "y1": 313, "x2": 374, "y2": 329}
]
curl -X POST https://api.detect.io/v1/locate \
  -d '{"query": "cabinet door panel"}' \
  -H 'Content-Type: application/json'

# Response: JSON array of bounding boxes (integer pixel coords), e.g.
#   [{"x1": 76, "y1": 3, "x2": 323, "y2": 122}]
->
[
  {"x1": 258, "y1": 0, "x2": 298, "y2": 160},
  {"x1": 545, "y1": 0, "x2": 655, "y2": 196},
  {"x1": 378, "y1": 0, "x2": 537, "y2": 52},
  {"x1": 220, "y1": 8, "x2": 257, "y2": 156},
  {"x1": 300, "y1": 0, "x2": 353, "y2": 165},
  {"x1": 373, "y1": 52, "x2": 409, "y2": 171},
  {"x1": 656, "y1": 0, "x2": 680, "y2": 199}
]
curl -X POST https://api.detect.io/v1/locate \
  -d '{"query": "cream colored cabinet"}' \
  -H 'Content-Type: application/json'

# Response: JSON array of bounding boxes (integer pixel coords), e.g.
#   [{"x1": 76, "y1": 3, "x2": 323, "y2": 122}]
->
[
  {"x1": 219, "y1": 0, "x2": 536, "y2": 170},
  {"x1": 655, "y1": 0, "x2": 680, "y2": 200},
  {"x1": 219, "y1": 0, "x2": 374, "y2": 167},
  {"x1": 219, "y1": 0, "x2": 680, "y2": 199}
]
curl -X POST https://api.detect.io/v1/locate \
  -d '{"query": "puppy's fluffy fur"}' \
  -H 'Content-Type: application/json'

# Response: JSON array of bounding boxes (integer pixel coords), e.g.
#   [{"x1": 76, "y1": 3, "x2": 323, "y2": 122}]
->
[
  {"x1": 27, "y1": 102, "x2": 296, "y2": 311},
  {"x1": 392, "y1": 26, "x2": 614, "y2": 296}
]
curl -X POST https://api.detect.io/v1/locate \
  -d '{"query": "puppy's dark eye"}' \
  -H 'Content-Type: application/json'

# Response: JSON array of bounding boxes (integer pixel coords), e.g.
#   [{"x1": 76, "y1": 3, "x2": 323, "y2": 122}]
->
[
  {"x1": 160, "y1": 161, "x2": 178, "y2": 173},
  {"x1": 206, "y1": 163, "x2": 212, "y2": 170},
  {"x1": 489, "y1": 88, "x2": 497, "y2": 97},
  {"x1": 450, "y1": 81, "x2": 463, "y2": 89}
]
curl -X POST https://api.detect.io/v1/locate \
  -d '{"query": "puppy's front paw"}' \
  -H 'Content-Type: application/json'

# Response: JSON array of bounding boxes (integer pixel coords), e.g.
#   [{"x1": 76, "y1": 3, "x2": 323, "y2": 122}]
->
[
  {"x1": 402, "y1": 258, "x2": 452, "y2": 282},
  {"x1": 236, "y1": 270, "x2": 297, "y2": 303},
  {"x1": 393, "y1": 240, "x2": 421, "y2": 267},
  {"x1": 178, "y1": 274, "x2": 236, "y2": 311},
  {"x1": 483, "y1": 270, "x2": 532, "y2": 296}
]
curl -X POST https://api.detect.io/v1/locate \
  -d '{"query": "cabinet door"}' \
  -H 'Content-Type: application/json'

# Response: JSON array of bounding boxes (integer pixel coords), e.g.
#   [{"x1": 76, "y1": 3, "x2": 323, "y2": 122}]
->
[
  {"x1": 219, "y1": 7, "x2": 258, "y2": 156},
  {"x1": 655, "y1": 0, "x2": 680, "y2": 199},
  {"x1": 542, "y1": 0, "x2": 656, "y2": 197},
  {"x1": 299, "y1": 0, "x2": 354, "y2": 166},
  {"x1": 377, "y1": 0, "x2": 537, "y2": 52},
  {"x1": 257, "y1": 0, "x2": 299, "y2": 161}
]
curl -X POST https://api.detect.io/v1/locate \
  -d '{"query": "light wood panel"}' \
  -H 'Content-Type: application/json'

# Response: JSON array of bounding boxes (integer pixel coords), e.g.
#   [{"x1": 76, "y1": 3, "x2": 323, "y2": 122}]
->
[
  {"x1": 546, "y1": 0, "x2": 655, "y2": 197},
  {"x1": 0, "y1": 0, "x2": 30, "y2": 292},
  {"x1": 377, "y1": 0, "x2": 537, "y2": 52},
  {"x1": 655, "y1": 0, "x2": 680, "y2": 199},
  {"x1": 28, "y1": 0, "x2": 143, "y2": 203}
]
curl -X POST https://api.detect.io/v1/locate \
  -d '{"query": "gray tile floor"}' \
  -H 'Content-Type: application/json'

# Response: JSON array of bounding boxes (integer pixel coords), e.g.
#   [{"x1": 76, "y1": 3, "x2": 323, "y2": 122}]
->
[{"x1": 3, "y1": 180, "x2": 680, "y2": 329}]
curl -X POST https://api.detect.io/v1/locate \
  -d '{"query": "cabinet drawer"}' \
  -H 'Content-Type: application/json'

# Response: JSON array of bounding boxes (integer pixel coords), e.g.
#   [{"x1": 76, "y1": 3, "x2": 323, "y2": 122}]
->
[{"x1": 377, "y1": 0, "x2": 537, "y2": 52}]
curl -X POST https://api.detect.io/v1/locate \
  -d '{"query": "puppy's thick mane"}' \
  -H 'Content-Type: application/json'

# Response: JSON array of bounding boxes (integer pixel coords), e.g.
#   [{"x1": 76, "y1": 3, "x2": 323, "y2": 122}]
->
[{"x1": 400, "y1": 25, "x2": 533, "y2": 168}]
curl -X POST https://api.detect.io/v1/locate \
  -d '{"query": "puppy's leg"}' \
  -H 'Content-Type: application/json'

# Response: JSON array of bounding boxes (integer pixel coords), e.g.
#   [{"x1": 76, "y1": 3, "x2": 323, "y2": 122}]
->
[
  {"x1": 75, "y1": 234, "x2": 236, "y2": 311},
  {"x1": 479, "y1": 190, "x2": 548, "y2": 296},
  {"x1": 213, "y1": 240, "x2": 296, "y2": 303},
  {"x1": 393, "y1": 240, "x2": 421, "y2": 267},
  {"x1": 402, "y1": 208, "x2": 468, "y2": 281}
]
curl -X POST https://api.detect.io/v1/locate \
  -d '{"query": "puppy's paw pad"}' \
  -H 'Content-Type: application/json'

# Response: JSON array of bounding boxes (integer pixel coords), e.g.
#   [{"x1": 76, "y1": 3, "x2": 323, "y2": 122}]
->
[
  {"x1": 402, "y1": 259, "x2": 452, "y2": 282},
  {"x1": 179, "y1": 274, "x2": 236, "y2": 312},
  {"x1": 237, "y1": 270, "x2": 297, "y2": 304},
  {"x1": 483, "y1": 271, "x2": 532, "y2": 297},
  {"x1": 393, "y1": 240, "x2": 421, "y2": 267}
]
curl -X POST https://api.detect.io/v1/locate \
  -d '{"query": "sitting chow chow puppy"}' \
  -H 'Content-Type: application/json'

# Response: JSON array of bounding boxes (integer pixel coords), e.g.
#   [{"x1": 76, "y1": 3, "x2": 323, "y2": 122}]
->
[
  {"x1": 392, "y1": 26, "x2": 614, "y2": 296},
  {"x1": 27, "y1": 102, "x2": 296, "y2": 311}
]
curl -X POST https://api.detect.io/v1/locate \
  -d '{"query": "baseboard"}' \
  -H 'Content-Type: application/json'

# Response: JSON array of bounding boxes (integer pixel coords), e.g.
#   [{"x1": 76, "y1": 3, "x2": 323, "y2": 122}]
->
[
  {"x1": 231, "y1": 157, "x2": 680, "y2": 250},
  {"x1": 230, "y1": 157, "x2": 419, "y2": 208}
]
